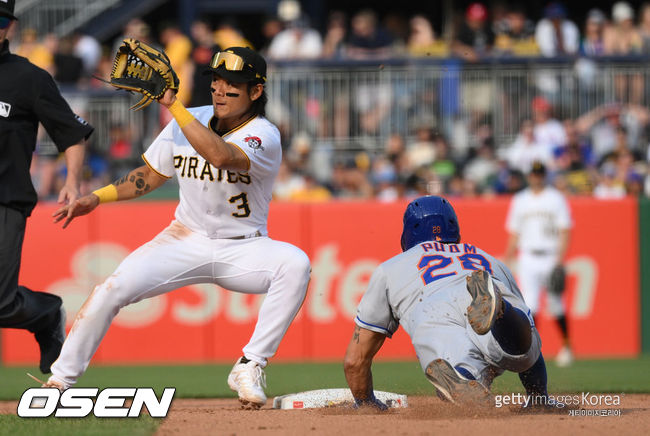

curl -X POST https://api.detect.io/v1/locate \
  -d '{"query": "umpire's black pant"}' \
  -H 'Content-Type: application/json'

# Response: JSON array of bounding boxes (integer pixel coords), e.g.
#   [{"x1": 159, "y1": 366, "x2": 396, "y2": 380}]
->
[{"x1": 0, "y1": 204, "x2": 61, "y2": 333}]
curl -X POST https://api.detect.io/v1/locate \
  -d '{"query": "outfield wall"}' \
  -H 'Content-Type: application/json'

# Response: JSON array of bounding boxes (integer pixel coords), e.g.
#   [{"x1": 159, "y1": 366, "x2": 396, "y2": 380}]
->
[{"x1": 1, "y1": 198, "x2": 640, "y2": 365}]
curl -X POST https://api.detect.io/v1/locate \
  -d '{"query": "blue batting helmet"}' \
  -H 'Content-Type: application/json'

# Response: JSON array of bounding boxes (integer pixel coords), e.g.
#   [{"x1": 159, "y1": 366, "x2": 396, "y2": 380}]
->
[{"x1": 400, "y1": 196, "x2": 460, "y2": 251}]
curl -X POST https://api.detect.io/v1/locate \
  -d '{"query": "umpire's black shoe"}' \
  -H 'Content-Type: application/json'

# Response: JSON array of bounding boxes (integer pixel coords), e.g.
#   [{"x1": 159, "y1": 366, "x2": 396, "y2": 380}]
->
[{"x1": 34, "y1": 306, "x2": 67, "y2": 374}]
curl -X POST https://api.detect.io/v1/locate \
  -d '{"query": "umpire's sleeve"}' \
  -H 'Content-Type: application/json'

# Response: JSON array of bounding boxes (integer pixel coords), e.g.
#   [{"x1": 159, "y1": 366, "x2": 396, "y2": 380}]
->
[
  {"x1": 33, "y1": 70, "x2": 94, "y2": 151},
  {"x1": 355, "y1": 266, "x2": 399, "y2": 338}
]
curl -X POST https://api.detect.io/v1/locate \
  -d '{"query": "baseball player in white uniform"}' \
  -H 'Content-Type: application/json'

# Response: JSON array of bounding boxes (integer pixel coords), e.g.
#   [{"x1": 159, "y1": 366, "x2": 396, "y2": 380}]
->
[
  {"x1": 505, "y1": 161, "x2": 573, "y2": 367},
  {"x1": 46, "y1": 47, "x2": 311, "y2": 409},
  {"x1": 344, "y1": 196, "x2": 551, "y2": 408}
]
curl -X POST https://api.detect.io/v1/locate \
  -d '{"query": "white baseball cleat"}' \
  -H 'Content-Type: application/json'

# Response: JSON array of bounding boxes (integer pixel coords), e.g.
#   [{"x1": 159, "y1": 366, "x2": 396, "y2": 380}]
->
[
  {"x1": 228, "y1": 357, "x2": 267, "y2": 409},
  {"x1": 555, "y1": 346, "x2": 574, "y2": 367},
  {"x1": 26, "y1": 374, "x2": 67, "y2": 408}
]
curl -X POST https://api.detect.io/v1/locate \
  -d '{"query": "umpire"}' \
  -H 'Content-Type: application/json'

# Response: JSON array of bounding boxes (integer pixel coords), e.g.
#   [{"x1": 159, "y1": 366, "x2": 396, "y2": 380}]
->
[{"x1": 0, "y1": 0, "x2": 93, "y2": 373}]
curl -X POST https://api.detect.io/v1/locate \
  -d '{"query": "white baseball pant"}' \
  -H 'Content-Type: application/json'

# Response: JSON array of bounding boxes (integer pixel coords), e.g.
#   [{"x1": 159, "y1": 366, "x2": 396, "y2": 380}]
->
[
  {"x1": 409, "y1": 278, "x2": 540, "y2": 388},
  {"x1": 517, "y1": 251, "x2": 565, "y2": 316},
  {"x1": 50, "y1": 220, "x2": 311, "y2": 387}
]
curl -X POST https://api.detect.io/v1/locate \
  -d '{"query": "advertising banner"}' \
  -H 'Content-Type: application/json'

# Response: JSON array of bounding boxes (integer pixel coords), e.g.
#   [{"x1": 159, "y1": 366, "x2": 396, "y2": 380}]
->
[{"x1": 2, "y1": 198, "x2": 639, "y2": 364}]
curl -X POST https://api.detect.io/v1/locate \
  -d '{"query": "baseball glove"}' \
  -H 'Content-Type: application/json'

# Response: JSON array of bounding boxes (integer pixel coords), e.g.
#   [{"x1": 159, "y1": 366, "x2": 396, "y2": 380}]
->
[
  {"x1": 548, "y1": 264, "x2": 566, "y2": 296},
  {"x1": 110, "y1": 38, "x2": 179, "y2": 111}
]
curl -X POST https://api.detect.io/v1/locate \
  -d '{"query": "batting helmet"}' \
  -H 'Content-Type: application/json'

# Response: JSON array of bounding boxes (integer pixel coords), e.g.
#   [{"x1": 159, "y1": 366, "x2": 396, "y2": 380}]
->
[{"x1": 400, "y1": 196, "x2": 460, "y2": 251}]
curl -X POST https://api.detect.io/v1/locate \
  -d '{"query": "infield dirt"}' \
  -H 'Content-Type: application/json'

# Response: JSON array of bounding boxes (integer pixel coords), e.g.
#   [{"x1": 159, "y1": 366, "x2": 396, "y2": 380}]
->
[
  {"x1": 2, "y1": 395, "x2": 648, "y2": 435},
  {"x1": 157, "y1": 394, "x2": 648, "y2": 436}
]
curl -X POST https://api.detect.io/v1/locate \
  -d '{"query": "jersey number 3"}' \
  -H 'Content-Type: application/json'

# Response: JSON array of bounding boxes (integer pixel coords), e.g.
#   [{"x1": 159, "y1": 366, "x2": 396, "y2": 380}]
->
[
  {"x1": 229, "y1": 193, "x2": 251, "y2": 218},
  {"x1": 418, "y1": 254, "x2": 492, "y2": 285}
]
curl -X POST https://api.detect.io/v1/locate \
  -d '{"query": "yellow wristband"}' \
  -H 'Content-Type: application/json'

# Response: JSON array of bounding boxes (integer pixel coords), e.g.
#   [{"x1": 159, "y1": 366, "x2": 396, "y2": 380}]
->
[
  {"x1": 92, "y1": 184, "x2": 118, "y2": 203},
  {"x1": 168, "y1": 99, "x2": 195, "y2": 128}
]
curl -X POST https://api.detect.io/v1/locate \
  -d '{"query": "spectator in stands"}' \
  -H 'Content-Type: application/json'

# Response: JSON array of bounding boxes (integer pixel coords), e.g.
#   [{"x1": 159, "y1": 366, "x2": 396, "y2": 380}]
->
[
  {"x1": 326, "y1": 157, "x2": 373, "y2": 199},
  {"x1": 384, "y1": 133, "x2": 410, "y2": 180},
  {"x1": 384, "y1": 13, "x2": 409, "y2": 47},
  {"x1": 505, "y1": 119, "x2": 553, "y2": 174},
  {"x1": 535, "y1": 2, "x2": 579, "y2": 57},
  {"x1": 16, "y1": 28, "x2": 53, "y2": 73},
  {"x1": 575, "y1": 103, "x2": 650, "y2": 161},
  {"x1": 580, "y1": 8, "x2": 607, "y2": 56},
  {"x1": 405, "y1": 123, "x2": 436, "y2": 171},
  {"x1": 429, "y1": 133, "x2": 457, "y2": 183},
  {"x1": 452, "y1": 3, "x2": 494, "y2": 61},
  {"x1": 531, "y1": 96, "x2": 567, "y2": 157},
  {"x1": 493, "y1": 6, "x2": 539, "y2": 56},
  {"x1": 604, "y1": 1, "x2": 642, "y2": 55},
  {"x1": 267, "y1": 15, "x2": 323, "y2": 59},
  {"x1": 593, "y1": 162, "x2": 627, "y2": 198},
  {"x1": 407, "y1": 14, "x2": 448, "y2": 57},
  {"x1": 214, "y1": 18, "x2": 252, "y2": 50},
  {"x1": 463, "y1": 136, "x2": 499, "y2": 191},
  {"x1": 345, "y1": 9, "x2": 393, "y2": 59},
  {"x1": 113, "y1": 18, "x2": 151, "y2": 53},
  {"x1": 639, "y1": 2, "x2": 650, "y2": 53},
  {"x1": 53, "y1": 35, "x2": 83, "y2": 85},
  {"x1": 188, "y1": 19, "x2": 220, "y2": 107},
  {"x1": 553, "y1": 120, "x2": 596, "y2": 195},
  {"x1": 626, "y1": 172, "x2": 645, "y2": 196},
  {"x1": 604, "y1": 2, "x2": 644, "y2": 104},
  {"x1": 72, "y1": 32, "x2": 101, "y2": 79},
  {"x1": 289, "y1": 173, "x2": 332, "y2": 202},
  {"x1": 89, "y1": 53, "x2": 115, "y2": 90},
  {"x1": 370, "y1": 155, "x2": 400, "y2": 202},
  {"x1": 259, "y1": 16, "x2": 284, "y2": 56},
  {"x1": 273, "y1": 161, "x2": 306, "y2": 200},
  {"x1": 107, "y1": 122, "x2": 136, "y2": 180},
  {"x1": 160, "y1": 23, "x2": 193, "y2": 104},
  {"x1": 322, "y1": 11, "x2": 347, "y2": 58}
]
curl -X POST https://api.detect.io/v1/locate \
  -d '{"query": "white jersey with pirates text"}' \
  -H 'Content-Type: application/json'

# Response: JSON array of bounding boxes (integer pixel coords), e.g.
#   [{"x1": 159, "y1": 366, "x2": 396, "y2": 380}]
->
[{"x1": 143, "y1": 106, "x2": 281, "y2": 238}]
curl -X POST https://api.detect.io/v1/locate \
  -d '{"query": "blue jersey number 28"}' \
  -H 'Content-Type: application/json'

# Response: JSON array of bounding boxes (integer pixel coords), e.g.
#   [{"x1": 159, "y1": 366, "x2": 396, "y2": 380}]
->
[{"x1": 418, "y1": 253, "x2": 493, "y2": 285}]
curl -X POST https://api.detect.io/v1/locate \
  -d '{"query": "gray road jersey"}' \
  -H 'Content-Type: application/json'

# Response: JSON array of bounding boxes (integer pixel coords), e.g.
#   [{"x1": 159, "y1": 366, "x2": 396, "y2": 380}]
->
[{"x1": 355, "y1": 241, "x2": 528, "y2": 338}]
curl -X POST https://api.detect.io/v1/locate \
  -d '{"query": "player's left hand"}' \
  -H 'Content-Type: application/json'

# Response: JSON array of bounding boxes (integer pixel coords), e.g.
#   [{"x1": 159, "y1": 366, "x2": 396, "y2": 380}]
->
[
  {"x1": 53, "y1": 194, "x2": 100, "y2": 229},
  {"x1": 57, "y1": 183, "x2": 80, "y2": 206},
  {"x1": 158, "y1": 88, "x2": 177, "y2": 109}
]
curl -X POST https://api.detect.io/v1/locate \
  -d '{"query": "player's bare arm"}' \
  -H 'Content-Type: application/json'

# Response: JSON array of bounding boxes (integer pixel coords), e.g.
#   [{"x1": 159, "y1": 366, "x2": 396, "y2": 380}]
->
[
  {"x1": 343, "y1": 325, "x2": 386, "y2": 407},
  {"x1": 158, "y1": 87, "x2": 253, "y2": 172},
  {"x1": 57, "y1": 143, "x2": 86, "y2": 206},
  {"x1": 53, "y1": 164, "x2": 166, "y2": 228}
]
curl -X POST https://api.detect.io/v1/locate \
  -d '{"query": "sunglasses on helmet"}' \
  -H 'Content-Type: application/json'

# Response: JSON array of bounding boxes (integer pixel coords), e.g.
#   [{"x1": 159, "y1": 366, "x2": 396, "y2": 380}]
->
[
  {"x1": 0, "y1": 17, "x2": 12, "y2": 30},
  {"x1": 210, "y1": 51, "x2": 246, "y2": 72},
  {"x1": 209, "y1": 51, "x2": 266, "y2": 82}
]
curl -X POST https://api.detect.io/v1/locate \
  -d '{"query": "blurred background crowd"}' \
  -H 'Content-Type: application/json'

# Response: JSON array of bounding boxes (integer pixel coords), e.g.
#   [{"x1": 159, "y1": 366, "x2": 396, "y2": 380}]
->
[{"x1": 12, "y1": 0, "x2": 650, "y2": 201}]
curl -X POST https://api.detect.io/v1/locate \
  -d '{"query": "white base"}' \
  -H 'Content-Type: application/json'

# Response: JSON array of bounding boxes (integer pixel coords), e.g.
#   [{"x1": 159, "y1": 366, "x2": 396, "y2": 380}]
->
[{"x1": 272, "y1": 388, "x2": 408, "y2": 409}]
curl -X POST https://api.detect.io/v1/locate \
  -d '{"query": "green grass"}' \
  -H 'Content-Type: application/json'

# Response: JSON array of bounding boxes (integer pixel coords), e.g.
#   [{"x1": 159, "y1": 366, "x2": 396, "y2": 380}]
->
[
  {"x1": 2, "y1": 356, "x2": 649, "y2": 401},
  {"x1": 0, "y1": 415, "x2": 158, "y2": 436},
  {"x1": 1, "y1": 357, "x2": 649, "y2": 435}
]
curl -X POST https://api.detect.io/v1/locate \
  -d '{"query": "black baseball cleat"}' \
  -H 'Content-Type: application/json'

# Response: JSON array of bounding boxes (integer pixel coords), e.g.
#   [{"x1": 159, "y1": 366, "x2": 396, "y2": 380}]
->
[
  {"x1": 425, "y1": 359, "x2": 491, "y2": 405},
  {"x1": 466, "y1": 269, "x2": 503, "y2": 335},
  {"x1": 34, "y1": 306, "x2": 66, "y2": 374}
]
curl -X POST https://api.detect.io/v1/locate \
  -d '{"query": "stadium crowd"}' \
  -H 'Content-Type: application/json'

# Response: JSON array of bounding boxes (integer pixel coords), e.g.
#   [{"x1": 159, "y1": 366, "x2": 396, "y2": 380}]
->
[{"x1": 10, "y1": 1, "x2": 650, "y2": 200}]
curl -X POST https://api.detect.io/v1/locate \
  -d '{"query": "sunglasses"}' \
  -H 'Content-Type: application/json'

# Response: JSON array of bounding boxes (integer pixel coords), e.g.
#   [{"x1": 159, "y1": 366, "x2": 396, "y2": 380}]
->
[
  {"x1": 0, "y1": 17, "x2": 12, "y2": 30},
  {"x1": 210, "y1": 51, "x2": 266, "y2": 82},
  {"x1": 210, "y1": 51, "x2": 245, "y2": 71}
]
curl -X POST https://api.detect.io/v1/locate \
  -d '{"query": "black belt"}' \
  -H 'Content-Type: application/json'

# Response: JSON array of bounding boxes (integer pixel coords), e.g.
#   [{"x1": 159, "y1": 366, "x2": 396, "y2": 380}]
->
[{"x1": 226, "y1": 230, "x2": 262, "y2": 240}]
